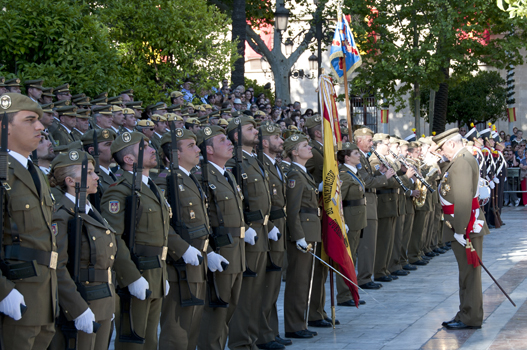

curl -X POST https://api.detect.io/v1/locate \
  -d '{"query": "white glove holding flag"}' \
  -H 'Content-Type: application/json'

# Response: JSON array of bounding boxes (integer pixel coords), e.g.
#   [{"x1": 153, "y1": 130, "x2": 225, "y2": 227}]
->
[
  {"x1": 268, "y1": 227, "x2": 280, "y2": 241},
  {"x1": 244, "y1": 228, "x2": 257, "y2": 245},
  {"x1": 454, "y1": 233, "x2": 466, "y2": 247}
]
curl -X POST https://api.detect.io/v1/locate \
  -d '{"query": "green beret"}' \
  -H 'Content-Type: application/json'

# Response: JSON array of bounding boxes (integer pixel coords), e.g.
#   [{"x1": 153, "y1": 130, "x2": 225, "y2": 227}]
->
[
  {"x1": 283, "y1": 133, "x2": 309, "y2": 153},
  {"x1": 81, "y1": 129, "x2": 116, "y2": 145},
  {"x1": 339, "y1": 142, "x2": 359, "y2": 152},
  {"x1": 0, "y1": 93, "x2": 43, "y2": 119},
  {"x1": 196, "y1": 125, "x2": 226, "y2": 146},
  {"x1": 53, "y1": 140, "x2": 83, "y2": 153},
  {"x1": 110, "y1": 131, "x2": 145, "y2": 155},
  {"x1": 353, "y1": 127, "x2": 374, "y2": 139},
  {"x1": 160, "y1": 128, "x2": 196, "y2": 146},
  {"x1": 50, "y1": 150, "x2": 94, "y2": 171},
  {"x1": 432, "y1": 128, "x2": 459, "y2": 149},
  {"x1": 304, "y1": 114, "x2": 322, "y2": 129},
  {"x1": 260, "y1": 123, "x2": 281, "y2": 137},
  {"x1": 226, "y1": 116, "x2": 256, "y2": 133}
]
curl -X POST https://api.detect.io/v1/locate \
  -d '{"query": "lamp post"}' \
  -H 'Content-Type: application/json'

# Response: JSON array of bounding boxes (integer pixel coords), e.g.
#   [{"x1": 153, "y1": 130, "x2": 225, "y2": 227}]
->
[
  {"x1": 274, "y1": 4, "x2": 290, "y2": 32},
  {"x1": 284, "y1": 38, "x2": 294, "y2": 56}
]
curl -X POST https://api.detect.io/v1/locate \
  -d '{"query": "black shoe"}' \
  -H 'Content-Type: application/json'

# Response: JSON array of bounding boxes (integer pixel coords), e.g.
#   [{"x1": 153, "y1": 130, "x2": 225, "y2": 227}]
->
[
  {"x1": 488, "y1": 224, "x2": 495, "y2": 229},
  {"x1": 403, "y1": 264, "x2": 417, "y2": 271},
  {"x1": 284, "y1": 330, "x2": 314, "y2": 339},
  {"x1": 425, "y1": 252, "x2": 436, "y2": 258},
  {"x1": 324, "y1": 317, "x2": 340, "y2": 325},
  {"x1": 306, "y1": 329, "x2": 318, "y2": 336},
  {"x1": 446, "y1": 242, "x2": 452, "y2": 247},
  {"x1": 337, "y1": 299, "x2": 366, "y2": 307},
  {"x1": 257, "y1": 341, "x2": 286, "y2": 349},
  {"x1": 444, "y1": 321, "x2": 481, "y2": 330},
  {"x1": 433, "y1": 248, "x2": 447, "y2": 254},
  {"x1": 308, "y1": 319, "x2": 332, "y2": 328},
  {"x1": 389, "y1": 275, "x2": 399, "y2": 280},
  {"x1": 374, "y1": 276, "x2": 393, "y2": 282},
  {"x1": 441, "y1": 317, "x2": 456, "y2": 326},
  {"x1": 440, "y1": 245, "x2": 451, "y2": 251},
  {"x1": 391, "y1": 269, "x2": 410, "y2": 276},
  {"x1": 412, "y1": 260, "x2": 428, "y2": 266},
  {"x1": 275, "y1": 335, "x2": 292, "y2": 346},
  {"x1": 421, "y1": 255, "x2": 431, "y2": 261},
  {"x1": 359, "y1": 282, "x2": 382, "y2": 289}
]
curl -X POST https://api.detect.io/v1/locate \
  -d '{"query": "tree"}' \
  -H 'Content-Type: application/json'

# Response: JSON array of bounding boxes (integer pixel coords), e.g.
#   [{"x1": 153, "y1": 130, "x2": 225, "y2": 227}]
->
[{"x1": 497, "y1": 0, "x2": 527, "y2": 18}]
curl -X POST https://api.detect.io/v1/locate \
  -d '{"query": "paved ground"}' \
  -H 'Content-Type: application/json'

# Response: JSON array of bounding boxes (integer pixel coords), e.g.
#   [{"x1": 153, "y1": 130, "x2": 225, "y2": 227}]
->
[{"x1": 110, "y1": 206, "x2": 527, "y2": 349}]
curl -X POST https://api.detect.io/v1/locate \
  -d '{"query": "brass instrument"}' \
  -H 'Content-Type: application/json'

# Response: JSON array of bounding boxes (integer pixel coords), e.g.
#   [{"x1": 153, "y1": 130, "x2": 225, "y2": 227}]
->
[
  {"x1": 413, "y1": 179, "x2": 427, "y2": 207},
  {"x1": 370, "y1": 147, "x2": 411, "y2": 195}
]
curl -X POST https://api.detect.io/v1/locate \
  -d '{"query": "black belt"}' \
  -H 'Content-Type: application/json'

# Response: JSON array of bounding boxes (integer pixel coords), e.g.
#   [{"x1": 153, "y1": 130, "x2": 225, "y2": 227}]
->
[
  {"x1": 80, "y1": 267, "x2": 114, "y2": 284},
  {"x1": 133, "y1": 244, "x2": 167, "y2": 271},
  {"x1": 299, "y1": 207, "x2": 319, "y2": 216},
  {"x1": 342, "y1": 198, "x2": 365, "y2": 207},
  {"x1": 4, "y1": 245, "x2": 57, "y2": 269},
  {"x1": 269, "y1": 206, "x2": 286, "y2": 221},
  {"x1": 377, "y1": 189, "x2": 399, "y2": 195},
  {"x1": 82, "y1": 283, "x2": 112, "y2": 301},
  {"x1": 365, "y1": 188, "x2": 376, "y2": 193}
]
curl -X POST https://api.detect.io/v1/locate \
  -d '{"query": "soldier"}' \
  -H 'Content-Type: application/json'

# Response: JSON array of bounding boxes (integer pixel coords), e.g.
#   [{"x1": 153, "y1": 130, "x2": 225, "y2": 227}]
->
[
  {"x1": 156, "y1": 129, "x2": 211, "y2": 350},
  {"x1": 166, "y1": 113, "x2": 184, "y2": 129},
  {"x1": 136, "y1": 120, "x2": 156, "y2": 142},
  {"x1": 39, "y1": 103, "x2": 58, "y2": 147},
  {"x1": 150, "y1": 114, "x2": 168, "y2": 150},
  {"x1": 0, "y1": 93, "x2": 58, "y2": 349},
  {"x1": 433, "y1": 128, "x2": 489, "y2": 329},
  {"x1": 54, "y1": 84, "x2": 72, "y2": 102},
  {"x1": 52, "y1": 106, "x2": 79, "y2": 146},
  {"x1": 122, "y1": 108, "x2": 138, "y2": 133},
  {"x1": 24, "y1": 79, "x2": 44, "y2": 104},
  {"x1": 283, "y1": 134, "x2": 321, "y2": 339},
  {"x1": 195, "y1": 126, "x2": 245, "y2": 350},
  {"x1": 256, "y1": 123, "x2": 291, "y2": 349},
  {"x1": 125, "y1": 101, "x2": 144, "y2": 120},
  {"x1": 71, "y1": 109, "x2": 91, "y2": 141},
  {"x1": 0, "y1": 76, "x2": 7, "y2": 95},
  {"x1": 185, "y1": 117, "x2": 202, "y2": 133},
  {"x1": 120, "y1": 89, "x2": 134, "y2": 104},
  {"x1": 48, "y1": 151, "x2": 117, "y2": 350},
  {"x1": 92, "y1": 105, "x2": 114, "y2": 130},
  {"x1": 101, "y1": 132, "x2": 170, "y2": 350},
  {"x1": 110, "y1": 106, "x2": 125, "y2": 135},
  {"x1": 39, "y1": 87, "x2": 54, "y2": 105},
  {"x1": 170, "y1": 91, "x2": 185, "y2": 106},
  {"x1": 5, "y1": 78, "x2": 22, "y2": 94},
  {"x1": 81, "y1": 129, "x2": 117, "y2": 194},
  {"x1": 35, "y1": 132, "x2": 56, "y2": 175}
]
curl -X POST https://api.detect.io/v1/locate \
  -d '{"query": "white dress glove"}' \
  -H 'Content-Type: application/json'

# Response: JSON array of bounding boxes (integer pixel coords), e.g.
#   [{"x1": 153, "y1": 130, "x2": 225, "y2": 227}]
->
[
  {"x1": 244, "y1": 228, "x2": 257, "y2": 245},
  {"x1": 165, "y1": 280, "x2": 170, "y2": 296},
  {"x1": 0, "y1": 289, "x2": 26, "y2": 321},
  {"x1": 207, "y1": 252, "x2": 229, "y2": 272},
  {"x1": 454, "y1": 233, "x2": 467, "y2": 247},
  {"x1": 493, "y1": 176, "x2": 499, "y2": 184},
  {"x1": 345, "y1": 224, "x2": 349, "y2": 233},
  {"x1": 74, "y1": 308, "x2": 95, "y2": 334},
  {"x1": 296, "y1": 238, "x2": 308, "y2": 253},
  {"x1": 489, "y1": 181, "x2": 495, "y2": 189},
  {"x1": 182, "y1": 246, "x2": 202, "y2": 266},
  {"x1": 268, "y1": 226, "x2": 280, "y2": 241},
  {"x1": 128, "y1": 276, "x2": 150, "y2": 300}
]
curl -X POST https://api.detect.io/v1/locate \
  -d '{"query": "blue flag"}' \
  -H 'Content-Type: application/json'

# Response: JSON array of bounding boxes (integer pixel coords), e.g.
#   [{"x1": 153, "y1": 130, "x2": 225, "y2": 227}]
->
[{"x1": 329, "y1": 13, "x2": 362, "y2": 82}]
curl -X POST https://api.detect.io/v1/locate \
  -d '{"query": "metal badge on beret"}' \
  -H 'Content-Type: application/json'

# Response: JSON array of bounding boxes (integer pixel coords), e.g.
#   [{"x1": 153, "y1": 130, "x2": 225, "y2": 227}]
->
[
  {"x1": 176, "y1": 128, "x2": 184, "y2": 137},
  {"x1": 122, "y1": 132, "x2": 132, "y2": 143},
  {"x1": 0, "y1": 95, "x2": 11, "y2": 109},
  {"x1": 204, "y1": 127, "x2": 212, "y2": 136},
  {"x1": 102, "y1": 129, "x2": 110, "y2": 139},
  {"x1": 291, "y1": 135, "x2": 299, "y2": 141},
  {"x1": 69, "y1": 150, "x2": 79, "y2": 161},
  {"x1": 234, "y1": 117, "x2": 241, "y2": 125},
  {"x1": 267, "y1": 125, "x2": 275, "y2": 133},
  {"x1": 314, "y1": 115, "x2": 321, "y2": 122}
]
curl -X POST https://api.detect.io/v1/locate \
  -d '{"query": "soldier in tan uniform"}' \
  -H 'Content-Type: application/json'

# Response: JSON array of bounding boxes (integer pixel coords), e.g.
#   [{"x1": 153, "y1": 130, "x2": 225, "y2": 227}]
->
[
  {"x1": 432, "y1": 129, "x2": 490, "y2": 329},
  {"x1": 195, "y1": 126, "x2": 245, "y2": 350},
  {"x1": 283, "y1": 134, "x2": 321, "y2": 339},
  {"x1": 0, "y1": 93, "x2": 58, "y2": 349},
  {"x1": 150, "y1": 114, "x2": 167, "y2": 151},
  {"x1": 52, "y1": 106, "x2": 78, "y2": 146},
  {"x1": 101, "y1": 132, "x2": 170, "y2": 350},
  {"x1": 48, "y1": 151, "x2": 117, "y2": 350}
]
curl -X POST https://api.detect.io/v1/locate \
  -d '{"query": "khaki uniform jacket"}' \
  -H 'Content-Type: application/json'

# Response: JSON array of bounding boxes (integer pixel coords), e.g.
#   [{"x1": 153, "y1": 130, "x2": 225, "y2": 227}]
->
[
  {"x1": 358, "y1": 152, "x2": 389, "y2": 220},
  {"x1": 98, "y1": 168, "x2": 117, "y2": 195},
  {"x1": 339, "y1": 164, "x2": 367, "y2": 231},
  {"x1": 285, "y1": 163, "x2": 321, "y2": 243},
  {"x1": 440, "y1": 148, "x2": 490, "y2": 242},
  {"x1": 1, "y1": 155, "x2": 58, "y2": 325},
  {"x1": 279, "y1": 161, "x2": 291, "y2": 174},
  {"x1": 70, "y1": 128, "x2": 83, "y2": 142},
  {"x1": 197, "y1": 162, "x2": 246, "y2": 274},
  {"x1": 101, "y1": 171, "x2": 168, "y2": 299},
  {"x1": 306, "y1": 141, "x2": 324, "y2": 184},
  {"x1": 369, "y1": 153, "x2": 405, "y2": 219},
  {"x1": 262, "y1": 154, "x2": 287, "y2": 252},
  {"x1": 150, "y1": 133, "x2": 162, "y2": 150},
  {"x1": 226, "y1": 152, "x2": 272, "y2": 252},
  {"x1": 53, "y1": 196, "x2": 117, "y2": 321},
  {"x1": 52, "y1": 124, "x2": 74, "y2": 147},
  {"x1": 48, "y1": 118, "x2": 60, "y2": 135},
  {"x1": 154, "y1": 169, "x2": 208, "y2": 283}
]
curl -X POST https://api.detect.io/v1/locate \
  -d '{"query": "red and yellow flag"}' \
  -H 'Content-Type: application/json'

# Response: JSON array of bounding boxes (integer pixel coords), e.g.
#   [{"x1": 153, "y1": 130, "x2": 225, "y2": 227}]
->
[
  {"x1": 508, "y1": 107, "x2": 516, "y2": 122},
  {"x1": 380, "y1": 109, "x2": 389, "y2": 124},
  {"x1": 318, "y1": 74, "x2": 360, "y2": 306}
]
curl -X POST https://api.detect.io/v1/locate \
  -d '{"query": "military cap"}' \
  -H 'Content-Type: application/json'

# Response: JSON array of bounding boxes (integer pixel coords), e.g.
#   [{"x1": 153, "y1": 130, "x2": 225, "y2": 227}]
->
[
  {"x1": 111, "y1": 131, "x2": 145, "y2": 155},
  {"x1": 56, "y1": 106, "x2": 78, "y2": 117},
  {"x1": 5, "y1": 78, "x2": 22, "y2": 88},
  {"x1": 372, "y1": 133, "x2": 389, "y2": 142},
  {"x1": 91, "y1": 105, "x2": 113, "y2": 117},
  {"x1": 220, "y1": 110, "x2": 231, "y2": 116},
  {"x1": 76, "y1": 109, "x2": 91, "y2": 119},
  {"x1": 137, "y1": 120, "x2": 155, "y2": 127},
  {"x1": 185, "y1": 117, "x2": 200, "y2": 126},
  {"x1": 389, "y1": 137, "x2": 399, "y2": 144},
  {"x1": 464, "y1": 123, "x2": 480, "y2": 141},
  {"x1": 195, "y1": 105, "x2": 206, "y2": 112},
  {"x1": 41, "y1": 103, "x2": 55, "y2": 113},
  {"x1": 94, "y1": 92, "x2": 108, "y2": 99},
  {"x1": 73, "y1": 96, "x2": 91, "y2": 106},
  {"x1": 111, "y1": 105, "x2": 123, "y2": 113},
  {"x1": 166, "y1": 113, "x2": 183, "y2": 122},
  {"x1": 151, "y1": 114, "x2": 167, "y2": 122},
  {"x1": 41, "y1": 87, "x2": 54, "y2": 97},
  {"x1": 120, "y1": 89, "x2": 134, "y2": 96},
  {"x1": 151, "y1": 102, "x2": 167, "y2": 112},
  {"x1": 53, "y1": 140, "x2": 83, "y2": 153},
  {"x1": 398, "y1": 139, "x2": 409, "y2": 146},
  {"x1": 197, "y1": 115, "x2": 209, "y2": 124},
  {"x1": 304, "y1": 114, "x2": 322, "y2": 129},
  {"x1": 419, "y1": 136, "x2": 434, "y2": 146},
  {"x1": 231, "y1": 111, "x2": 241, "y2": 117},
  {"x1": 432, "y1": 128, "x2": 460, "y2": 148},
  {"x1": 91, "y1": 97, "x2": 108, "y2": 106},
  {"x1": 166, "y1": 104, "x2": 181, "y2": 112},
  {"x1": 54, "y1": 84, "x2": 70, "y2": 94},
  {"x1": 185, "y1": 102, "x2": 195, "y2": 109},
  {"x1": 353, "y1": 127, "x2": 374, "y2": 139},
  {"x1": 260, "y1": 123, "x2": 281, "y2": 137},
  {"x1": 81, "y1": 128, "x2": 116, "y2": 145},
  {"x1": 125, "y1": 101, "x2": 143, "y2": 110},
  {"x1": 283, "y1": 133, "x2": 310, "y2": 153},
  {"x1": 108, "y1": 96, "x2": 123, "y2": 105},
  {"x1": 254, "y1": 110, "x2": 266, "y2": 117},
  {"x1": 51, "y1": 150, "x2": 94, "y2": 171},
  {"x1": 0, "y1": 93, "x2": 43, "y2": 119},
  {"x1": 24, "y1": 79, "x2": 44, "y2": 90},
  {"x1": 404, "y1": 130, "x2": 417, "y2": 142},
  {"x1": 491, "y1": 127, "x2": 502, "y2": 143},
  {"x1": 409, "y1": 141, "x2": 420, "y2": 148},
  {"x1": 196, "y1": 125, "x2": 226, "y2": 146},
  {"x1": 71, "y1": 93, "x2": 86, "y2": 100},
  {"x1": 53, "y1": 100, "x2": 70, "y2": 108},
  {"x1": 226, "y1": 116, "x2": 256, "y2": 133},
  {"x1": 479, "y1": 124, "x2": 492, "y2": 141},
  {"x1": 209, "y1": 112, "x2": 220, "y2": 120},
  {"x1": 203, "y1": 104, "x2": 212, "y2": 110},
  {"x1": 218, "y1": 118, "x2": 228, "y2": 127},
  {"x1": 160, "y1": 128, "x2": 196, "y2": 147},
  {"x1": 170, "y1": 91, "x2": 184, "y2": 98},
  {"x1": 341, "y1": 127, "x2": 349, "y2": 136},
  {"x1": 221, "y1": 107, "x2": 232, "y2": 112},
  {"x1": 339, "y1": 141, "x2": 359, "y2": 152},
  {"x1": 122, "y1": 108, "x2": 135, "y2": 115}
]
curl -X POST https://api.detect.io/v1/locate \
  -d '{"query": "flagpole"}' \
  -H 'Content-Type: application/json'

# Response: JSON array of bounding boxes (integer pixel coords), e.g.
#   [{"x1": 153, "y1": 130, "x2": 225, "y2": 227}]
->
[
  {"x1": 343, "y1": 51, "x2": 353, "y2": 133},
  {"x1": 329, "y1": 264, "x2": 336, "y2": 328}
]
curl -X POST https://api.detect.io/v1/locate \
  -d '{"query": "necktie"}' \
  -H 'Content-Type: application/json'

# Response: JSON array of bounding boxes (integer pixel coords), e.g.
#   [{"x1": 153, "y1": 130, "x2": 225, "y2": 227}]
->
[
  {"x1": 224, "y1": 172, "x2": 236, "y2": 191},
  {"x1": 275, "y1": 164, "x2": 283, "y2": 181},
  {"x1": 87, "y1": 209, "x2": 103, "y2": 225},
  {"x1": 148, "y1": 178, "x2": 161, "y2": 202},
  {"x1": 189, "y1": 173, "x2": 203, "y2": 199},
  {"x1": 27, "y1": 161, "x2": 41, "y2": 195},
  {"x1": 109, "y1": 171, "x2": 117, "y2": 181}
]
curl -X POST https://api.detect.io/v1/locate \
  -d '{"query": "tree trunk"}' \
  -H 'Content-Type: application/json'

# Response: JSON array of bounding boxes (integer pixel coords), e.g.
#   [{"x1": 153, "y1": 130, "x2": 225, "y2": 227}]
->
[
  {"x1": 433, "y1": 67, "x2": 449, "y2": 132},
  {"x1": 231, "y1": 0, "x2": 246, "y2": 88},
  {"x1": 414, "y1": 82, "x2": 420, "y2": 136},
  {"x1": 272, "y1": 60, "x2": 291, "y2": 104}
]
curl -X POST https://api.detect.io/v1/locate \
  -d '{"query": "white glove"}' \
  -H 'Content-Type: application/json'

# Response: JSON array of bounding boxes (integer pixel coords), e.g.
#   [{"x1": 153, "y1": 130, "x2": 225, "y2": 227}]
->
[
  {"x1": 128, "y1": 276, "x2": 150, "y2": 300},
  {"x1": 489, "y1": 181, "x2": 495, "y2": 189},
  {"x1": 111, "y1": 313, "x2": 115, "y2": 321},
  {"x1": 345, "y1": 224, "x2": 349, "y2": 233},
  {"x1": 454, "y1": 233, "x2": 466, "y2": 247},
  {"x1": 268, "y1": 226, "x2": 280, "y2": 241},
  {"x1": 182, "y1": 246, "x2": 202, "y2": 266},
  {"x1": 0, "y1": 289, "x2": 26, "y2": 321},
  {"x1": 207, "y1": 252, "x2": 229, "y2": 272},
  {"x1": 165, "y1": 280, "x2": 170, "y2": 296},
  {"x1": 493, "y1": 176, "x2": 499, "y2": 184},
  {"x1": 318, "y1": 183, "x2": 323, "y2": 192},
  {"x1": 74, "y1": 308, "x2": 95, "y2": 334},
  {"x1": 244, "y1": 228, "x2": 257, "y2": 245},
  {"x1": 296, "y1": 238, "x2": 308, "y2": 253}
]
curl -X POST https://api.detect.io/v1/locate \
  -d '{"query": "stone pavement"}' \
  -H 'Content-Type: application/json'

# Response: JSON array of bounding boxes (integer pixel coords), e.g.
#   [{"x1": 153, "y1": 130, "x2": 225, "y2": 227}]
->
[{"x1": 109, "y1": 206, "x2": 526, "y2": 349}]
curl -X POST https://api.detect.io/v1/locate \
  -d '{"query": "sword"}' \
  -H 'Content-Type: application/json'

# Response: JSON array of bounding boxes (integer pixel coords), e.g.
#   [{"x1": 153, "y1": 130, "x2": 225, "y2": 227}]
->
[{"x1": 305, "y1": 242, "x2": 317, "y2": 328}]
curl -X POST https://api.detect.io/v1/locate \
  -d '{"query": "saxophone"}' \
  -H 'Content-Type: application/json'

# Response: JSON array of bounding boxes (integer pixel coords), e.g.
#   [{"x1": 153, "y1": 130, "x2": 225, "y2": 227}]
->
[{"x1": 413, "y1": 179, "x2": 427, "y2": 207}]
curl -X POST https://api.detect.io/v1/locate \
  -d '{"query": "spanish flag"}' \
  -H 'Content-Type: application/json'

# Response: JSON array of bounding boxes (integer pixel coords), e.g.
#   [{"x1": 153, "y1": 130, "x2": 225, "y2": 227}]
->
[
  {"x1": 380, "y1": 109, "x2": 389, "y2": 124},
  {"x1": 319, "y1": 74, "x2": 360, "y2": 306},
  {"x1": 508, "y1": 107, "x2": 516, "y2": 122}
]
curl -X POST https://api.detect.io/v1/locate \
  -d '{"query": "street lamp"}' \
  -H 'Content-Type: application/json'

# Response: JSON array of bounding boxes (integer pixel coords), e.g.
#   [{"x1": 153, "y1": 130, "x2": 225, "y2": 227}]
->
[
  {"x1": 260, "y1": 56, "x2": 272, "y2": 79},
  {"x1": 274, "y1": 5, "x2": 290, "y2": 32},
  {"x1": 284, "y1": 38, "x2": 294, "y2": 56},
  {"x1": 308, "y1": 54, "x2": 318, "y2": 72}
]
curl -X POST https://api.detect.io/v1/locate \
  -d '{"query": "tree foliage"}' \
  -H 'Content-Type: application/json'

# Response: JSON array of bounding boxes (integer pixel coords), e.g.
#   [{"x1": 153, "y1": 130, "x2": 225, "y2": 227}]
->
[{"x1": 497, "y1": 0, "x2": 527, "y2": 18}]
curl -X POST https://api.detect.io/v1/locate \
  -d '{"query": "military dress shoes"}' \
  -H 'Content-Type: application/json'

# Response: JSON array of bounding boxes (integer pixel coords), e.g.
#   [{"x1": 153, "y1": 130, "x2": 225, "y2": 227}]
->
[
  {"x1": 359, "y1": 282, "x2": 382, "y2": 289},
  {"x1": 434, "y1": 248, "x2": 447, "y2": 254},
  {"x1": 391, "y1": 270, "x2": 409, "y2": 276},
  {"x1": 275, "y1": 335, "x2": 292, "y2": 346},
  {"x1": 425, "y1": 252, "x2": 436, "y2": 258},
  {"x1": 442, "y1": 317, "x2": 456, "y2": 326},
  {"x1": 308, "y1": 319, "x2": 332, "y2": 328},
  {"x1": 338, "y1": 299, "x2": 366, "y2": 307},
  {"x1": 374, "y1": 276, "x2": 393, "y2": 282},
  {"x1": 324, "y1": 317, "x2": 340, "y2": 325},
  {"x1": 412, "y1": 260, "x2": 428, "y2": 266},
  {"x1": 389, "y1": 275, "x2": 399, "y2": 280},
  {"x1": 403, "y1": 264, "x2": 418, "y2": 271},
  {"x1": 444, "y1": 321, "x2": 481, "y2": 330},
  {"x1": 284, "y1": 330, "x2": 314, "y2": 339},
  {"x1": 257, "y1": 341, "x2": 285, "y2": 349}
]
